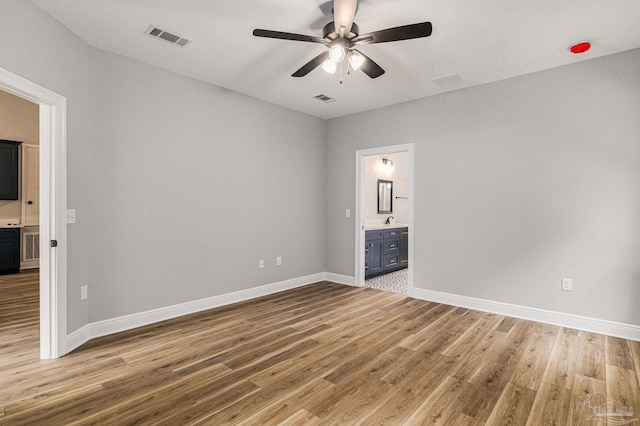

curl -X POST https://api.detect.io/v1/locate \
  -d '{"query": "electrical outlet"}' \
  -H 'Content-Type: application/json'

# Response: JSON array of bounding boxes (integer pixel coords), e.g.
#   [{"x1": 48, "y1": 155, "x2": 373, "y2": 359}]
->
[
  {"x1": 561, "y1": 277, "x2": 573, "y2": 292},
  {"x1": 276, "y1": 256, "x2": 282, "y2": 266},
  {"x1": 80, "y1": 285, "x2": 88, "y2": 300},
  {"x1": 259, "y1": 259, "x2": 264, "y2": 269}
]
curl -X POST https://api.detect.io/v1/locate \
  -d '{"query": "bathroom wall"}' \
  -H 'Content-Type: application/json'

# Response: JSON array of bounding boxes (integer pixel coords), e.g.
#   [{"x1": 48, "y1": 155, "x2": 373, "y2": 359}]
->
[{"x1": 364, "y1": 152, "x2": 409, "y2": 225}]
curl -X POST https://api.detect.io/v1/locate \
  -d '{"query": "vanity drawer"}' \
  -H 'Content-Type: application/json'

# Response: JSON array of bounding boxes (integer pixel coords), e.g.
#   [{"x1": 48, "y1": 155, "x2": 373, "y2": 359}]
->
[
  {"x1": 365, "y1": 230, "x2": 384, "y2": 241},
  {"x1": 383, "y1": 254, "x2": 399, "y2": 270},
  {"x1": 383, "y1": 229, "x2": 400, "y2": 239},
  {"x1": 383, "y1": 240, "x2": 399, "y2": 254}
]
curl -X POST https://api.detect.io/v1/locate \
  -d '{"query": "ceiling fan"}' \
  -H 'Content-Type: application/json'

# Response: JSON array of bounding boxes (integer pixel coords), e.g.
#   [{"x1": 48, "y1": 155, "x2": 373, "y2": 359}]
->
[{"x1": 252, "y1": 0, "x2": 432, "y2": 79}]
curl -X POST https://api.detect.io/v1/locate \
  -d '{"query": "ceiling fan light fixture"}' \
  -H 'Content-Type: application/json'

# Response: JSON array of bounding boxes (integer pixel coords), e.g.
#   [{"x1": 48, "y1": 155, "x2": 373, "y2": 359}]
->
[
  {"x1": 348, "y1": 50, "x2": 366, "y2": 70},
  {"x1": 328, "y1": 44, "x2": 346, "y2": 62},
  {"x1": 253, "y1": 3, "x2": 433, "y2": 80},
  {"x1": 321, "y1": 57, "x2": 338, "y2": 74}
]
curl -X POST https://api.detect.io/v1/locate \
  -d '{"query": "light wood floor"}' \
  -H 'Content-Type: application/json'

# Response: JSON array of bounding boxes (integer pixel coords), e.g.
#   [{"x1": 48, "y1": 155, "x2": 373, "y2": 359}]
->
[{"x1": 1, "y1": 270, "x2": 639, "y2": 425}]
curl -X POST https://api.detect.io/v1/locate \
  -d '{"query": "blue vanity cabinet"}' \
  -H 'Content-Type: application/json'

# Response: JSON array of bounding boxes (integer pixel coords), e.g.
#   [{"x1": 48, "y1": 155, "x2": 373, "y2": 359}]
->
[
  {"x1": 365, "y1": 230, "x2": 384, "y2": 278},
  {"x1": 365, "y1": 227, "x2": 408, "y2": 279},
  {"x1": 382, "y1": 228, "x2": 400, "y2": 272},
  {"x1": 399, "y1": 228, "x2": 409, "y2": 267}
]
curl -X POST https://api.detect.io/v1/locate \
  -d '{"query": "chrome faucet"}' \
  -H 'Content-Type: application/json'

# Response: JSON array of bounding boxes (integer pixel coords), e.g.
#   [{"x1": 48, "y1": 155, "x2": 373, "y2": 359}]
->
[{"x1": 385, "y1": 216, "x2": 394, "y2": 224}]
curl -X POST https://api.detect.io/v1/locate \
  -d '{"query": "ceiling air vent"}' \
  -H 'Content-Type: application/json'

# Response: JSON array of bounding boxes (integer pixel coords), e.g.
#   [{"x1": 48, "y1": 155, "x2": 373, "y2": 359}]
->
[
  {"x1": 313, "y1": 94, "x2": 336, "y2": 104},
  {"x1": 144, "y1": 25, "x2": 192, "y2": 47}
]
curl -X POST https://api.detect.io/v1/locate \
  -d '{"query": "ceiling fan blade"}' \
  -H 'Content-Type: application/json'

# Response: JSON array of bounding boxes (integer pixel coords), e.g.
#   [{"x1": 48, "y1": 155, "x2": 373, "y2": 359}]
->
[
  {"x1": 353, "y1": 49, "x2": 385, "y2": 78},
  {"x1": 253, "y1": 29, "x2": 327, "y2": 44},
  {"x1": 333, "y1": 0, "x2": 357, "y2": 37},
  {"x1": 292, "y1": 51, "x2": 330, "y2": 77},
  {"x1": 353, "y1": 22, "x2": 432, "y2": 45}
]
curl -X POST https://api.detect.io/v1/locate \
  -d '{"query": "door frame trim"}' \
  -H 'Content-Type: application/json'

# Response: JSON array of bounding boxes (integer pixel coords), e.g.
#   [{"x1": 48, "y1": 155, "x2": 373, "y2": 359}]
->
[
  {"x1": 0, "y1": 67, "x2": 67, "y2": 359},
  {"x1": 355, "y1": 143, "x2": 414, "y2": 294}
]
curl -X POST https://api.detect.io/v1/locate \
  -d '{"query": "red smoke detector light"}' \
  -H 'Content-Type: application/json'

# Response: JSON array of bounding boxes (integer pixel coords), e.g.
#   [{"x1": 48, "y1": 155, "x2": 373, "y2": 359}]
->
[{"x1": 570, "y1": 42, "x2": 591, "y2": 54}]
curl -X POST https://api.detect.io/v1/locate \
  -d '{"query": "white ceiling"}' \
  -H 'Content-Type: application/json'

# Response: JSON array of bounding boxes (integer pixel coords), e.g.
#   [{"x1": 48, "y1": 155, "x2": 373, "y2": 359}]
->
[{"x1": 32, "y1": 0, "x2": 640, "y2": 120}]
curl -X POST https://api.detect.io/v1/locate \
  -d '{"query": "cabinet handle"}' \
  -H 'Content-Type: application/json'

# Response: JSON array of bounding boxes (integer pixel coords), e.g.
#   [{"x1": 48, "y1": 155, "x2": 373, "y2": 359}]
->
[
  {"x1": 389, "y1": 244, "x2": 396, "y2": 248},
  {"x1": 27, "y1": 200, "x2": 33, "y2": 205}
]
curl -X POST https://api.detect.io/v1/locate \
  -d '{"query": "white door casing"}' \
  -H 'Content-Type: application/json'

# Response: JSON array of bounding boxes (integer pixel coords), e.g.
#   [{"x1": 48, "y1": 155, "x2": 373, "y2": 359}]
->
[
  {"x1": 355, "y1": 143, "x2": 415, "y2": 294},
  {"x1": 0, "y1": 66, "x2": 67, "y2": 359}
]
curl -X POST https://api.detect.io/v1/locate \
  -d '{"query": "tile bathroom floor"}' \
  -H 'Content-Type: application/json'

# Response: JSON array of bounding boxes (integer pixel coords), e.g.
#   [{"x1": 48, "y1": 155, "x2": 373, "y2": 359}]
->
[{"x1": 364, "y1": 268, "x2": 408, "y2": 295}]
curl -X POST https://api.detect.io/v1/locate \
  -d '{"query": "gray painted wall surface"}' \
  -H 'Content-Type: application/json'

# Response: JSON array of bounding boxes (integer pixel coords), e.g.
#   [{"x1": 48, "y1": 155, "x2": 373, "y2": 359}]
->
[
  {"x1": 0, "y1": 0, "x2": 91, "y2": 332},
  {"x1": 326, "y1": 48, "x2": 640, "y2": 325},
  {"x1": 88, "y1": 49, "x2": 326, "y2": 321}
]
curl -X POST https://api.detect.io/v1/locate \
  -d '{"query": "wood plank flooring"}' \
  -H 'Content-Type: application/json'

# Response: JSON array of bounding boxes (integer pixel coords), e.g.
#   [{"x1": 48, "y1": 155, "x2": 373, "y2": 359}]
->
[{"x1": 1, "y1": 270, "x2": 639, "y2": 425}]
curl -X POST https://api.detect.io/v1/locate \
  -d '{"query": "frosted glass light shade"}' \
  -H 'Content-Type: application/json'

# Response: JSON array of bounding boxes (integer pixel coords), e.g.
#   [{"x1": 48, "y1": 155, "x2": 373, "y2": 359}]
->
[
  {"x1": 348, "y1": 50, "x2": 365, "y2": 70},
  {"x1": 321, "y1": 58, "x2": 338, "y2": 74}
]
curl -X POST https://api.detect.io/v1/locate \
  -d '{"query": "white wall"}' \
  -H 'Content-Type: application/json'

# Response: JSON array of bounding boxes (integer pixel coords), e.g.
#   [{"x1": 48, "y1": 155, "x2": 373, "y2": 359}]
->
[
  {"x1": 326, "y1": 48, "x2": 640, "y2": 326},
  {"x1": 364, "y1": 152, "x2": 409, "y2": 225},
  {"x1": 87, "y1": 49, "x2": 326, "y2": 321}
]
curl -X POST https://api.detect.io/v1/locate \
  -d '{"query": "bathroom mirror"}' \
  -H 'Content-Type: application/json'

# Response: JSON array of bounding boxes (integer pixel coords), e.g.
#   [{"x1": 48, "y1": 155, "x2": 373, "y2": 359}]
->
[{"x1": 377, "y1": 179, "x2": 393, "y2": 214}]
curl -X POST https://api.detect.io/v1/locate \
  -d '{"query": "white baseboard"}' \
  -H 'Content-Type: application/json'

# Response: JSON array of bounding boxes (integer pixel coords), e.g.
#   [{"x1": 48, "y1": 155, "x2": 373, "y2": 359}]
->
[
  {"x1": 413, "y1": 288, "x2": 640, "y2": 342},
  {"x1": 66, "y1": 273, "x2": 640, "y2": 354},
  {"x1": 66, "y1": 324, "x2": 90, "y2": 354},
  {"x1": 65, "y1": 272, "x2": 326, "y2": 354},
  {"x1": 323, "y1": 272, "x2": 357, "y2": 287},
  {"x1": 20, "y1": 262, "x2": 40, "y2": 270}
]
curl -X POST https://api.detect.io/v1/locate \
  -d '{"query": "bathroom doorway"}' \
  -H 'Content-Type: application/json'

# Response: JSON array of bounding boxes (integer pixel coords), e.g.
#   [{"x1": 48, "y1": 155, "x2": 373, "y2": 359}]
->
[{"x1": 355, "y1": 144, "x2": 414, "y2": 295}]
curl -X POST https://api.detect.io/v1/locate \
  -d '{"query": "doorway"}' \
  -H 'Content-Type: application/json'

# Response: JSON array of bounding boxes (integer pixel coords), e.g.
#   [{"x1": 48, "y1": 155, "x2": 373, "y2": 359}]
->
[
  {"x1": 355, "y1": 144, "x2": 414, "y2": 295},
  {"x1": 0, "y1": 66, "x2": 67, "y2": 359}
]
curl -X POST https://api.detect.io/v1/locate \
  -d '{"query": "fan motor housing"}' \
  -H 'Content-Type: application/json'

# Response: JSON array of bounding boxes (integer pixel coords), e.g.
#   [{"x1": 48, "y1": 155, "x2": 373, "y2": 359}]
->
[{"x1": 323, "y1": 21, "x2": 359, "y2": 40}]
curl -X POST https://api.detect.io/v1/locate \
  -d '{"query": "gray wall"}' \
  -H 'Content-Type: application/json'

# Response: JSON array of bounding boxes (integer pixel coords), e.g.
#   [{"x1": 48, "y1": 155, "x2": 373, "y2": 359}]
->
[
  {"x1": 326, "y1": 48, "x2": 640, "y2": 325},
  {"x1": 0, "y1": 0, "x2": 91, "y2": 332},
  {"x1": 88, "y1": 49, "x2": 326, "y2": 321}
]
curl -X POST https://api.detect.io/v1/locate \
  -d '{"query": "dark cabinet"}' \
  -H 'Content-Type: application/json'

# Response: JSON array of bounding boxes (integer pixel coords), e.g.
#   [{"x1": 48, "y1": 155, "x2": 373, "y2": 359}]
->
[
  {"x1": 365, "y1": 231, "x2": 384, "y2": 278},
  {"x1": 382, "y1": 228, "x2": 399, "y2": 272},
  {"x1": 365, "y1": 227, "x2": 408, "y2": 279},
  {"x1": 0, "y1": 140, "x2": 21, "y2": 200},
  {"x1": 399, "y1": 228, "x2": 409, "y2": 267},
  {"x1": 0, "y1": 228, "x2": 20, "y2": 274}
]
